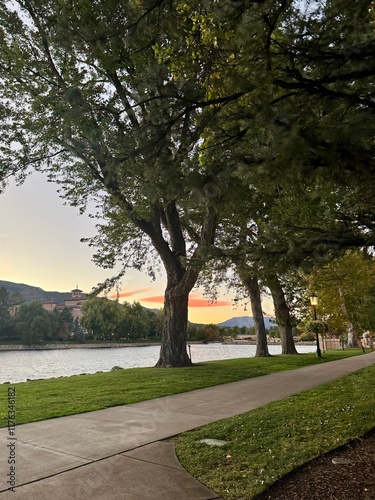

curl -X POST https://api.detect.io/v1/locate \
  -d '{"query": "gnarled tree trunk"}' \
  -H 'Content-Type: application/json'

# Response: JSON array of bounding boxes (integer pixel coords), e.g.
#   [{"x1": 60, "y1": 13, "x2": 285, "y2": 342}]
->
[
  {"x1": 154, "y1": 204, "x2": 218, "y2": 367},
  {"x1": 155, "y1": 283, "x2": 192, "y2": 367},
  {"x1": 239, "y1": 272, "x2": 270, "y2": 357},
  {"x1": 267, "y1": 275, "x2": 298, "y2": 355}
]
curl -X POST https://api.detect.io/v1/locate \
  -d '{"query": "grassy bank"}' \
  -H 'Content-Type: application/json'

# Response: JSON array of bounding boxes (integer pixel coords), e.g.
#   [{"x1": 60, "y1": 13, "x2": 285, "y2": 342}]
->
[
  {"x1": 176, "y1": 361, "x2": 375, "y2": 499},
  {"x1": 0, "y1": 349, "x2": 362, "y2": 427}
]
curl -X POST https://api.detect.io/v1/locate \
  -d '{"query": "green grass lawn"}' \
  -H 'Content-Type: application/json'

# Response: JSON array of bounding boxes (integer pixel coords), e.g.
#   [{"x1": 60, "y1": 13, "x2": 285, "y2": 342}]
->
[
  {"x1": 0, "y1": 349, "x2": 362, "y2": 427},
  {"x1": 176, "y1": 360, "x2": 375, "y2": 499}
]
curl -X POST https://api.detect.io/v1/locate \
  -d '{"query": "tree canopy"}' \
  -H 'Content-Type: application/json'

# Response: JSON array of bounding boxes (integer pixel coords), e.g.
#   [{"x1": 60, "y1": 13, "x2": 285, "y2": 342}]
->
[
  {"x1": 1, "y1": 0, "x2": 374, "y2": 364},
  {"x1": 307, "y1": 250, "x2": 375, "y2": 346}
]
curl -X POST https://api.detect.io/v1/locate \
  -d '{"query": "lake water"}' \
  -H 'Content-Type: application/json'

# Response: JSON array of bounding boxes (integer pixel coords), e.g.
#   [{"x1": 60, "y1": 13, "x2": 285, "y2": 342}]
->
[{"x1": 0, "y1": 344, "x2": 316, "y2": 384}]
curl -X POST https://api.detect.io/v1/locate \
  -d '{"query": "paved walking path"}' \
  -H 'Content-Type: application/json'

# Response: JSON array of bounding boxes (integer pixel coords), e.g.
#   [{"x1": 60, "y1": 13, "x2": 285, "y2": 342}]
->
[{"x1": 1, "y1": 352, "x2": 374, "y2": 499}]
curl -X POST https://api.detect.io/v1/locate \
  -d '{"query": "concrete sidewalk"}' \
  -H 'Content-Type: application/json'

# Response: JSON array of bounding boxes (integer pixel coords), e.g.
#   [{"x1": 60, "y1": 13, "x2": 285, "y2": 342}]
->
[{"x1": 1, "y1": 352, "x2": 374, "y2": 499}]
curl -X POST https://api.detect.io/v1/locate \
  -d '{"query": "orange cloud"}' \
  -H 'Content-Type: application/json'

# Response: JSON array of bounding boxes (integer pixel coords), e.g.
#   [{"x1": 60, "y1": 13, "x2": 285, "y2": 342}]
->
[
  {"x1": 110, "y1": 288, "x2": 152, "y2": 299},
  {"x1": 188, "y1": 298, "x2": 232, "y2": 307},
  {"x1": 141, "y1": 295, "x2": 165, "y2": 304},
  {"x1": 140, "y1": 294, "x2": 232, "y2": 308}
]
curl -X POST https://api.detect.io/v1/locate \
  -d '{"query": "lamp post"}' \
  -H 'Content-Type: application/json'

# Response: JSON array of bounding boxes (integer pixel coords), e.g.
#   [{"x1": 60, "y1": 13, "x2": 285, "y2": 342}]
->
[{"x1": 310, "y1": 293, "x2": 322, "y2": 358}]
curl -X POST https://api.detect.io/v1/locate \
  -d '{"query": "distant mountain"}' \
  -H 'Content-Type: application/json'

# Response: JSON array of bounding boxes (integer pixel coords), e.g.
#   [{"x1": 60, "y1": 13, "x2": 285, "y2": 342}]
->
[
  {"x1": 142, "y1": 307, "x2": 160, "y2": 314},
  {"x1": 218, "y1": 316, "x2": 276, "y2": 329},
  {"x1": 0, "y1": 280, "x2": 71, "y2": 304}
]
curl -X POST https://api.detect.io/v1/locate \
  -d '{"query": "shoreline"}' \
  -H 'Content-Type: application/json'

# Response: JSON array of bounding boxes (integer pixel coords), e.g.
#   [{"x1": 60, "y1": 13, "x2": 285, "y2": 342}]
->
[
  {"x1": 0, "y1": 342, "x2": 160, "y2": 351},
  {"x1": 0, "y1": 341, "x2": 315, "y2": 351}
]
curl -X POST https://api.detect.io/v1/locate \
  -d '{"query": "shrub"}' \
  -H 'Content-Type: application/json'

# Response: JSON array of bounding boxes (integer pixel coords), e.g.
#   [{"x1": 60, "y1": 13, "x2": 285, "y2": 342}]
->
[{"x1": 299, "y1": 332, "x2": 315, "y2": 341}]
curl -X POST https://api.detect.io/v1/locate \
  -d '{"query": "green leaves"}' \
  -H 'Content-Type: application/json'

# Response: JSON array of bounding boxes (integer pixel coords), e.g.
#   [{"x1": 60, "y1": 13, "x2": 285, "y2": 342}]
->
[
  {"x1": 14, "y1": 301, "x2": 55, "y2": 344},
  {"x1": 307, "y1": 250, "x2": 375, "y2": 334},
  {"x1": 1, "y1": 0, "x2": 375, "y2": 364},
  {"x1": 80, "y1": 296, "x2": 155, "y2": 341}
]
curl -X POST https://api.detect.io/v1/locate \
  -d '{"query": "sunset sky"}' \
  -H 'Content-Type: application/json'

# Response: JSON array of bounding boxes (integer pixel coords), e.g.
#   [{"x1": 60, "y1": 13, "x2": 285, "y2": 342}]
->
[{"x1": 0, "y1": 172, "x2": 274, "y2": 324}]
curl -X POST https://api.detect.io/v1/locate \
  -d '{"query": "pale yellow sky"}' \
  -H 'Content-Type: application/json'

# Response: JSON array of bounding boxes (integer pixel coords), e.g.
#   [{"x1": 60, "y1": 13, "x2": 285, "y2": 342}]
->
[{"x1": 0, "y1": 173, "x2": 274, "y2": 324}]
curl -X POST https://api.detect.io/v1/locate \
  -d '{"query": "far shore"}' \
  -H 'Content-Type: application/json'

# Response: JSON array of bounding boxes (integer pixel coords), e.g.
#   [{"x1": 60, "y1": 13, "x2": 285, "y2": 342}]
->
[
  {"x1": 0, "y1": 340, "x2": 315, "y2": 351},
  {"x1": 0, "y1": 342, "x2": 160, "y2": 351}
]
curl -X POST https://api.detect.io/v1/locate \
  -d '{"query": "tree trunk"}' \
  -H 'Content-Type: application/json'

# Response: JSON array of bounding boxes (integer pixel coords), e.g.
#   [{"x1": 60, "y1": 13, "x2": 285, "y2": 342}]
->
[
  {"x1": 145, "y1": 203, "x2": 217, "y2": 368},
  {"x1": 155, "y1": 284, "x2": 193, "y2": 367},
  {"x1": 267, "y1": 275, "x2": 298, "y2": 355},
  {"x1": 338, "y1": 286, "x2": 359, "y2": 347},
  {"x1": 241, "y1": 274, "x2": 271, "y2": 357}
]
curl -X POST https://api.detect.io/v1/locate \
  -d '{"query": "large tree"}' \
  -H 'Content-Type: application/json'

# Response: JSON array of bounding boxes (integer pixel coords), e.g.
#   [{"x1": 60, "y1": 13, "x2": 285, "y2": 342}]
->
[
  {"x1": 0, "y1": 0, "x2": 240, "y2": 367},
  {"x1": 180, "y1": 0, "x2": 375, "y2": 356}
]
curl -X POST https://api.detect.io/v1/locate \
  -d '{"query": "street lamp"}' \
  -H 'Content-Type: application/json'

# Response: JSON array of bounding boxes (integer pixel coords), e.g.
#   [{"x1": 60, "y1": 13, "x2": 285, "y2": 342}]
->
[{"x1": 309, "y1": 293, "x2": 322, "y2": 358}]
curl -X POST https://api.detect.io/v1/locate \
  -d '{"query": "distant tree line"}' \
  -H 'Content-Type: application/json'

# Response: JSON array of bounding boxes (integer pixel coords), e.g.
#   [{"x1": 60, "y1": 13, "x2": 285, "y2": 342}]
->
[
  {"x1": 80, "y1": 297, "x2": 164, "y2": 341},
  {"x1": 6, "y1": 270, "x2": 375, "y2": 348},
  {"x1": 0, "y1": 290, "x2": 164, "y2": 344},
  {"x1": 0, "y1": 288, "x2": 85, "y2": 345},
  {"x1": 0, "y1": 288, "x2": 285, "y2": 345},
  {"x1": 187, "y1": 324, "x2": 281, "y2": 342}
]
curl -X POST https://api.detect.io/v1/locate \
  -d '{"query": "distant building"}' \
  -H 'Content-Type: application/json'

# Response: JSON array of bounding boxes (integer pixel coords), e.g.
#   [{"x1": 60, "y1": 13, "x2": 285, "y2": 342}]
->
[
  {"x1": 42, "y1": 288, "x2": 86, "y2": 321},
  {"x1": 9, "y1": 305, "x2": 22, "y2": 317},
  {"x1": 42, "y1": 301, "x2": 57, "y2": 313}
]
